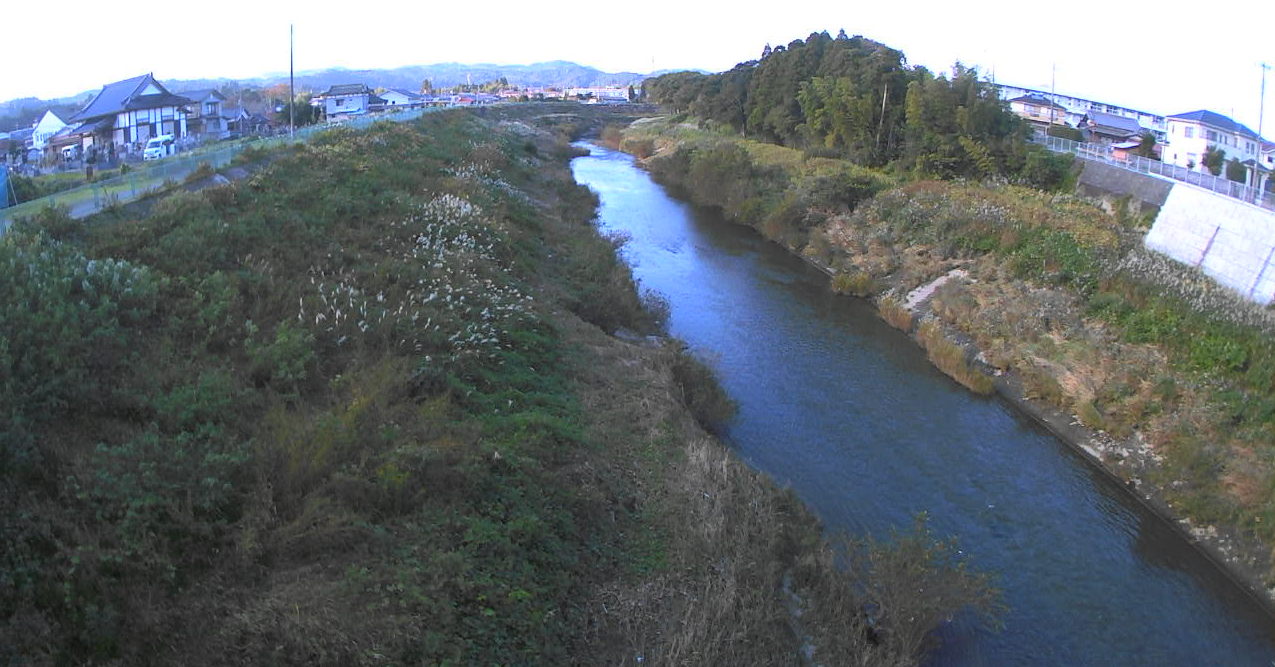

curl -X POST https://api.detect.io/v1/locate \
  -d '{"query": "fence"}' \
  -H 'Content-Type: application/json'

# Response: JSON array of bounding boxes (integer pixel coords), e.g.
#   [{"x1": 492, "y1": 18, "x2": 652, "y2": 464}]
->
[
  {"x1": 0, "y1": 104, "x2": 443, "y2": 235},
  {"x1": 1031, "y1": 132, "x2": 1275, "y2": 210}
]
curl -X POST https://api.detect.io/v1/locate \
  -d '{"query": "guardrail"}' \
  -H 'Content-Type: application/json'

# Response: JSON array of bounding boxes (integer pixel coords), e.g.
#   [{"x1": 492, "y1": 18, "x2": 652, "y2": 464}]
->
[
  {"x1": 0, "y1": 104, "x2": 443, "y2": 234},
  {"x1": 1031, "y1": 132, "x2": 1275, "y2": 210}
]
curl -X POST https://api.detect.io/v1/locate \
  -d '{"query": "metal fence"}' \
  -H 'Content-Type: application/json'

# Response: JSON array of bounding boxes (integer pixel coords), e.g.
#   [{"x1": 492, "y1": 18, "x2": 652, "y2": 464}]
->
[
  {"x1": 0, "y1": 104, "x2": 444, "y2": 234},
  {"x1": 1031, "y1": 132, "x2": 1275, "y2": 210}
]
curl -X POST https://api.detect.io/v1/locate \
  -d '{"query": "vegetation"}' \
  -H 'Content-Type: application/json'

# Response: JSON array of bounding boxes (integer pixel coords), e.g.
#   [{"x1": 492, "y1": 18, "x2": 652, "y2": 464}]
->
[
  {"x1": 643, "y1": 31, "x2": 1073, "y2": 189},
  {"x1": 624, "y1": 30, "x2": 1274, "y2": 585},
  {"x1": 1, "y1": 108, "x2": 1000, "y2": 665}
]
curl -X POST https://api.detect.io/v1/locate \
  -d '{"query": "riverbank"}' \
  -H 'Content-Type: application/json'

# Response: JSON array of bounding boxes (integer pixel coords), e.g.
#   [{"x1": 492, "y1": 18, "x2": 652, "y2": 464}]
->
[
  {"x1": 1, "y1": 108, "x2": 998, "y2": 666},
  {"x1": 614, "y1": 116, "x2": 1275, "y2": 608}
]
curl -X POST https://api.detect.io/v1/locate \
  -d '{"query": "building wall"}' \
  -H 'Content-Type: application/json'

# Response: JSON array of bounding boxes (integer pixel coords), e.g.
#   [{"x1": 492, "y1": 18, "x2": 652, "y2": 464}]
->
[
  {"x1": 32, "y1": 112, "x2": 67, "y2": 150},
  {"x1": 1164, "y1": 119, "x2": 1262, "y2": 172},
  {"x1": 1144, "y1": 183, "x2": 1275, "y2": 304},
  {"x1": 326, "y1": 94, "x2": 367, "y2": 115}
]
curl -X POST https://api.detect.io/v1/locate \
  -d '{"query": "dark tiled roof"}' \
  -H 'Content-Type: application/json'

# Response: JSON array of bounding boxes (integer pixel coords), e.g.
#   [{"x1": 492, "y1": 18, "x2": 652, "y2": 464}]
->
[
  {"x1": 1083, "y1": 111, "x2": 1143, "y2": 135},
  {"x1": 1010, "y1": 94, "x2": 1065, "y2": 109},
  {"x1": 322, "y1": 83, "x2": 371, "y2": 96},
  {"x1": 125, "y1": 92, "x2": 192, "y2": 110},
  {"x1": 1167, "y1": 110, "x2": 1259, "y2": 140},
  {"x1": 70, "y1": 73, "x2": 191, "y2": 122}
]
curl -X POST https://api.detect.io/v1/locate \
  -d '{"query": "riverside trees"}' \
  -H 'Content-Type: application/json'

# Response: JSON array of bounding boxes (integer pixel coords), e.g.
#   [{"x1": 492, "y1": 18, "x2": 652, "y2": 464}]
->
[{"x1": 644, "y1": 31, "x2": 1069, "y2": 188}]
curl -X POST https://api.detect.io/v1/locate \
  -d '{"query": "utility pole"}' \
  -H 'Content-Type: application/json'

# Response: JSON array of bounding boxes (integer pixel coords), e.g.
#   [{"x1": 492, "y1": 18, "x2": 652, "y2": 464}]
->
[
  {"x1": 289, "y1": 24, "x2": 295, "y2": 138},
  {"x1": 1049, "y1": 63, "x2": 1056, "y2": 126},
  {"x1": 1256, "y1": 62, "x2": 1269, "y2": 199}
]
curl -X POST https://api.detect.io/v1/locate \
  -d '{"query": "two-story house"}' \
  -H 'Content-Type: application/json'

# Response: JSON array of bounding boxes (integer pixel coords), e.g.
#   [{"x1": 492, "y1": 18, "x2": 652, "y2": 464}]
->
[
  {"x1": 67, "y1": 73, "x2": 191, "y2": 153},
  {"x1": 316, "y1": 84, "x2": 384, "y2": 118},
  {"x1": 1162, "y1": 110, "x2": 1263, "y2": 181},
  {"x1": 1008, "y1": 94, "x2": 1067, "y2": 128},
  {"x1": 182, "y1": 89, "x2": 228, "y2": 140}
]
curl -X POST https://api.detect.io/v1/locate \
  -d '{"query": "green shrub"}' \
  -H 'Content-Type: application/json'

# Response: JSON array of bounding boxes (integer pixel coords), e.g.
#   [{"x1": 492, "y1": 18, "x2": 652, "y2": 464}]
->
[
  {"x1": 670, "y1": 349, "x2": 736, "y2": 431},
  {"x1": 831, "y1": 270, "x2": 877, "y2": 297}
]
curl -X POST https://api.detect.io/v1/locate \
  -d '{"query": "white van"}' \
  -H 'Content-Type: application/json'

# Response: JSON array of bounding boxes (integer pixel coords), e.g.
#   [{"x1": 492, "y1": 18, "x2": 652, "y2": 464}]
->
[{"x1": 142, "y1": 135, "x2": 176, "y2": 161}]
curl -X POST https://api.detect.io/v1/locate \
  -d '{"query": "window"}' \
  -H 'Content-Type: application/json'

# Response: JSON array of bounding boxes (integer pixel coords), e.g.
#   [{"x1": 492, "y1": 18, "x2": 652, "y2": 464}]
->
[
  {"x1": 1185, "y1": 127, "x2": 1195, "y2": 138},
  {"x1": 336, "y1": 98, "x2": 344, "y2": 107}
]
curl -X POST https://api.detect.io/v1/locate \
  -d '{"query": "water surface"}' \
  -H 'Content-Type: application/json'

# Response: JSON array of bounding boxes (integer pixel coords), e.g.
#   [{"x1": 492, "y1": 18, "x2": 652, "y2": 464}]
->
[{"x1": 571, "y1": 143, "x2": 1274, "y2": 666}]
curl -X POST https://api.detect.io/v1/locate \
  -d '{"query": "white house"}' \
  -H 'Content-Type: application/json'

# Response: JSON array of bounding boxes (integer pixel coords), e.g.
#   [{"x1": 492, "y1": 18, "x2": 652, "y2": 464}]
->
[
  {"x1": 31, "y1": 110, "x2": 68, "y2": 150},
  {"x1": 1163, "y1": 110, "x2": 1263, "y2": 183},
  {"x1": 67, "y1": 73, "x2": 190, "y2": 152},
  {"x1": 316, "y1": 84, "x2": 384, "y2": 118},
  {"x1": 379, "y1": 88, "x2": 423, "y2": 108}
]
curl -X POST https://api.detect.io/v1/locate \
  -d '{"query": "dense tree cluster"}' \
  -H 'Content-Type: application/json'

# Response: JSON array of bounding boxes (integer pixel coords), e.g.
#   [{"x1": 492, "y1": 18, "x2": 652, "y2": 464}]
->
[{"x1": 643, "y1": 31, "x2": 1069, "y2": 187}]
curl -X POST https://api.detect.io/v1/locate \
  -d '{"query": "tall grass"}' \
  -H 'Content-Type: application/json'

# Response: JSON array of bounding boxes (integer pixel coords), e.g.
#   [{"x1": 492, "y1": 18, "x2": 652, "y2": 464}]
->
[{"x1": 917, "y1": 320, "x2": 995, "y2": 395}]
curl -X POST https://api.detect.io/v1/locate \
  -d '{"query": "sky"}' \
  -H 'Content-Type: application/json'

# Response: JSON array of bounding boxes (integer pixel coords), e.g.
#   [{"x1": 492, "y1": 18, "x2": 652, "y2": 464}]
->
[{"x1": 5, "y1": 0, "x2": 1273, "y2": 135}]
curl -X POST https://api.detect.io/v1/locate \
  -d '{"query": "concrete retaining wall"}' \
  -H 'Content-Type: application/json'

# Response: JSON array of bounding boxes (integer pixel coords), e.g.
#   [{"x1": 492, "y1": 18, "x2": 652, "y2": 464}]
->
[
  {"x1": 1077, "y1": 160, "x2": 1174, "y2": 213},
  {"x1": 1144, "y1": 183, "x2": 1275, "y2": 304}
]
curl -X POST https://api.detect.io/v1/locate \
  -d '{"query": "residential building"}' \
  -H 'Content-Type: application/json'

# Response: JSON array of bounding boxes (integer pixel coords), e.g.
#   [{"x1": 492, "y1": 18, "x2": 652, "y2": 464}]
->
[
  {"x1": 1162, "y1": 110, "x2": 1264, "y2": 184},
  {"x1": 31, "y1": 110, "x2": 68, "y2": 151},
  {"x1": 996, "y1": 83, "x2": 1167, "y2": 140},
  {"x1": 67, "y1": 73, "x2": 191, "y2": 152},
  {"x1": 1078, "y1": 111, "x2": 1144, "y2": 144},
  {"x1": 223, "y1": 106, "x2": 250, "y2": 133},
  {"x1": 182, "y1": 89, "x2": 228, "y2": 139},
  {"x1": 315, "y1": 84, "x2": 384, "y2": 118},
  {"x1": 379, "y1": 88, "x2": 424, "y2": 108},
  {"x1": 1007, "y1": 94, "x2": 1066, "y2": 127}
]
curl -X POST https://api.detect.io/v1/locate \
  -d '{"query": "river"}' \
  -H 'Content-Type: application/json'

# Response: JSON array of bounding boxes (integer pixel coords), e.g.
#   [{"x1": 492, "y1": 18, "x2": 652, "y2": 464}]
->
[{"x1": 570, "y1": 143, "x2": 1274, "y2": 666}]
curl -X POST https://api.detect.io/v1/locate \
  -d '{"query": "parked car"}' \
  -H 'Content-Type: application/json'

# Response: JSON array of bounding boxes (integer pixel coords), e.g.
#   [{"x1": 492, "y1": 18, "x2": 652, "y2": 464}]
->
[{"x1": 142, "y1": 135, "x2": 176, "y2": 161}]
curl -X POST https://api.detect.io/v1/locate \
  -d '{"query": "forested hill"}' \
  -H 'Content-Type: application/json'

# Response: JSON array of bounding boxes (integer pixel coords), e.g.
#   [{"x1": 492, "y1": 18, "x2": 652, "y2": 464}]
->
[{"x1": 642, "y1": 30, "x2": 1069, "y2": 188}]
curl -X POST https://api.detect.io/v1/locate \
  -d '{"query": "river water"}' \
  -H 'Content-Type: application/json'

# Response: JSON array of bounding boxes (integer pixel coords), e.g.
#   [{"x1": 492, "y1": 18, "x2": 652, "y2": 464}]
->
[{"x1": 571, "y1": 143, "x2": 1274, "y2": 666}]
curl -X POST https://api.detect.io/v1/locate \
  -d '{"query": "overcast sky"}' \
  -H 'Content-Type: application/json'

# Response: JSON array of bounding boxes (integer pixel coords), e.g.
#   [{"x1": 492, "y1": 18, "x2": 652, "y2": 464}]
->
[{"x1": 6, "y1": 0, "x2": 1273, "y2": 134}]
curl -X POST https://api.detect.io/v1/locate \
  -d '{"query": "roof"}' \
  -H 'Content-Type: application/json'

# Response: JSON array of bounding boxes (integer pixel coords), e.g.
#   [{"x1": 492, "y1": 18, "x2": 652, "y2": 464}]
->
[
  {"x1": 1083, "y1": 111, "x2": 1143, "y2": 135},
  {"x1": 70, "y1": 73, "x2": 191, "y2": 122},
  {"x1": 384, "y1": 88, "x2": 423, "y2": 100},
  {"x1": 321, "y1": 83, "x2": 371, "y2": 97},
  {"x1": 9, "y1": 128, "x2": 33, "y2": 141},
  {"x1": 181, "y1": 89, "x2": 226, "y2": 103},
  {"x1": 1167, "y1": 110, "x2": 1259, "y2": 140},
  {"x1": 1010, "y1": 94, "x2": 1065, "y2": 109}
]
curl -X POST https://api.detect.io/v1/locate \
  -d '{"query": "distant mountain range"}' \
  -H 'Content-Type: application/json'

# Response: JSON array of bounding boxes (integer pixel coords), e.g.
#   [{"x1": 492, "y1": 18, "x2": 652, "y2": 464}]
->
[{"x1": 1, "y1": 60, "x2": 697, "y2": 131}]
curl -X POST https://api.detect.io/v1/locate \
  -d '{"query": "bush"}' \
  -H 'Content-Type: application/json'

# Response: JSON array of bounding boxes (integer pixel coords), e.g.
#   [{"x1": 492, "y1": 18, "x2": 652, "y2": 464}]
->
[
  {"x1": 670, "y1": 348, "x2": 736, "y2": 431},
  {"x1": 917, "y1": 320, "x2": 994, "y2": 394},
  {"x1": 878, "y1": 296, "x2": 914, "y2": 331},
  {"x1": 831, "y1": 270, "x2": 877, "y2": 297},
  {"x1": 1046, "y1": 125, "x2": 1085, "y2": 142}
]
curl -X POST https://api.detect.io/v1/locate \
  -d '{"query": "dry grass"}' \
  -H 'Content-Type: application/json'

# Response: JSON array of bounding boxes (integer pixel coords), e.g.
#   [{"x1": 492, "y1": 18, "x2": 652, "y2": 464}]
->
[
  {"x1": 878, "y1": 296, "x2": 914, "y2": 332},
  {"x1": 916, "y1": 320, "x2": 994, "y2": 395},
  {"x1": 832, "y1": 270, "x2": 878, "y2": 297}
]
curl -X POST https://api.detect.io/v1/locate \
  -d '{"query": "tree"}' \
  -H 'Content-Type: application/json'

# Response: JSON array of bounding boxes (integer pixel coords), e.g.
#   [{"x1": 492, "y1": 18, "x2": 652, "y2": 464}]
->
[
  {"x1": 1135, "y1": 130, "x2": 1157, "y2": 158},
  {"x1": 1202, "y1": 145, "x2": 1225, "y2": 175},
  {"x1": 1225, "y1": 158, "x2": 1247, "y2": 183},
  {"x1": 761, "y1": 43, "x2": 772, "y2": 59},
  {"x1": 627, "y1": 85, "x2": 636, "y2": 102},
  {"x1": 420, "y1": 79, "x2": 433, "y2": 93},
  {"x1": 836, "y1": 28, "x2": 849, "y2": 40}
]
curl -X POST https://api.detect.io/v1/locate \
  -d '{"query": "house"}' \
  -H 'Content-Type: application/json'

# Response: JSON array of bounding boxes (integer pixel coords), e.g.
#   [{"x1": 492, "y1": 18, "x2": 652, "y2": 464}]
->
[
  {"x1": 1162, "y1": 110, "x2": 1264, "y2": 184},
  {"x1": 31, "y1": 110, "x2": 68, "y2": 151},
  {"x1": 1007, "y1": 94, "x2": 1067, "y2": 127},
  {"x1": 181, "y1": 89, "x2": 228, "y2": 139},
  {"x1": 222, "y1": 106, "x2": 250, "y2": 133},
  {"x1": 67, "y1": 73, "x2": 191, "y2": 153},
  {"x1": 1078, "y1": 111, "x2": 1143, "y2": 145},
  {"x1": 379, "y1": 88, "x2": 423, "y2": 108},
  {"x1": 315, "y1": 83, "x2": 384, "y2": 118},
  {"x1": 996, "y1": 83, "x2": 1166, "y2": 140}
]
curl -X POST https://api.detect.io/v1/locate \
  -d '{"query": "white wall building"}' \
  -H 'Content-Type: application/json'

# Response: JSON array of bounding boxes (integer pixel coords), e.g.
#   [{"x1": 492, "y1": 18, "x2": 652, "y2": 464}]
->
[
  {"x1": 1163, "y1": 110, "x2": 1264, "y2": 184},
  {"x1": 996, "y1": 83, "x2": 1167, "y2": 140},
  {"x1": 31, "y1": 111, "x2": 68, "y2": 150}
]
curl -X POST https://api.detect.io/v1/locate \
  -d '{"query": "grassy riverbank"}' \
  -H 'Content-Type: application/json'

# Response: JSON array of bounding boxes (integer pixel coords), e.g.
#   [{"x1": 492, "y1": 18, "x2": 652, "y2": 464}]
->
[
  {"x1": 618, "y1": 115, "x2": 1275, "y2": 597},
  {"x1": 1, "y1": 109, "x2": 999, "y2": 665}
]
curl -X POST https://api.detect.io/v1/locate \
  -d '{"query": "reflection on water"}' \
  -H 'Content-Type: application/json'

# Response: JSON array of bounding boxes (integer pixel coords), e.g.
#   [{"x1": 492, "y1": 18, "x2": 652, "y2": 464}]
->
[{"x1": 572, "y1": 143, "x2": 1275, "y2": 666}]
